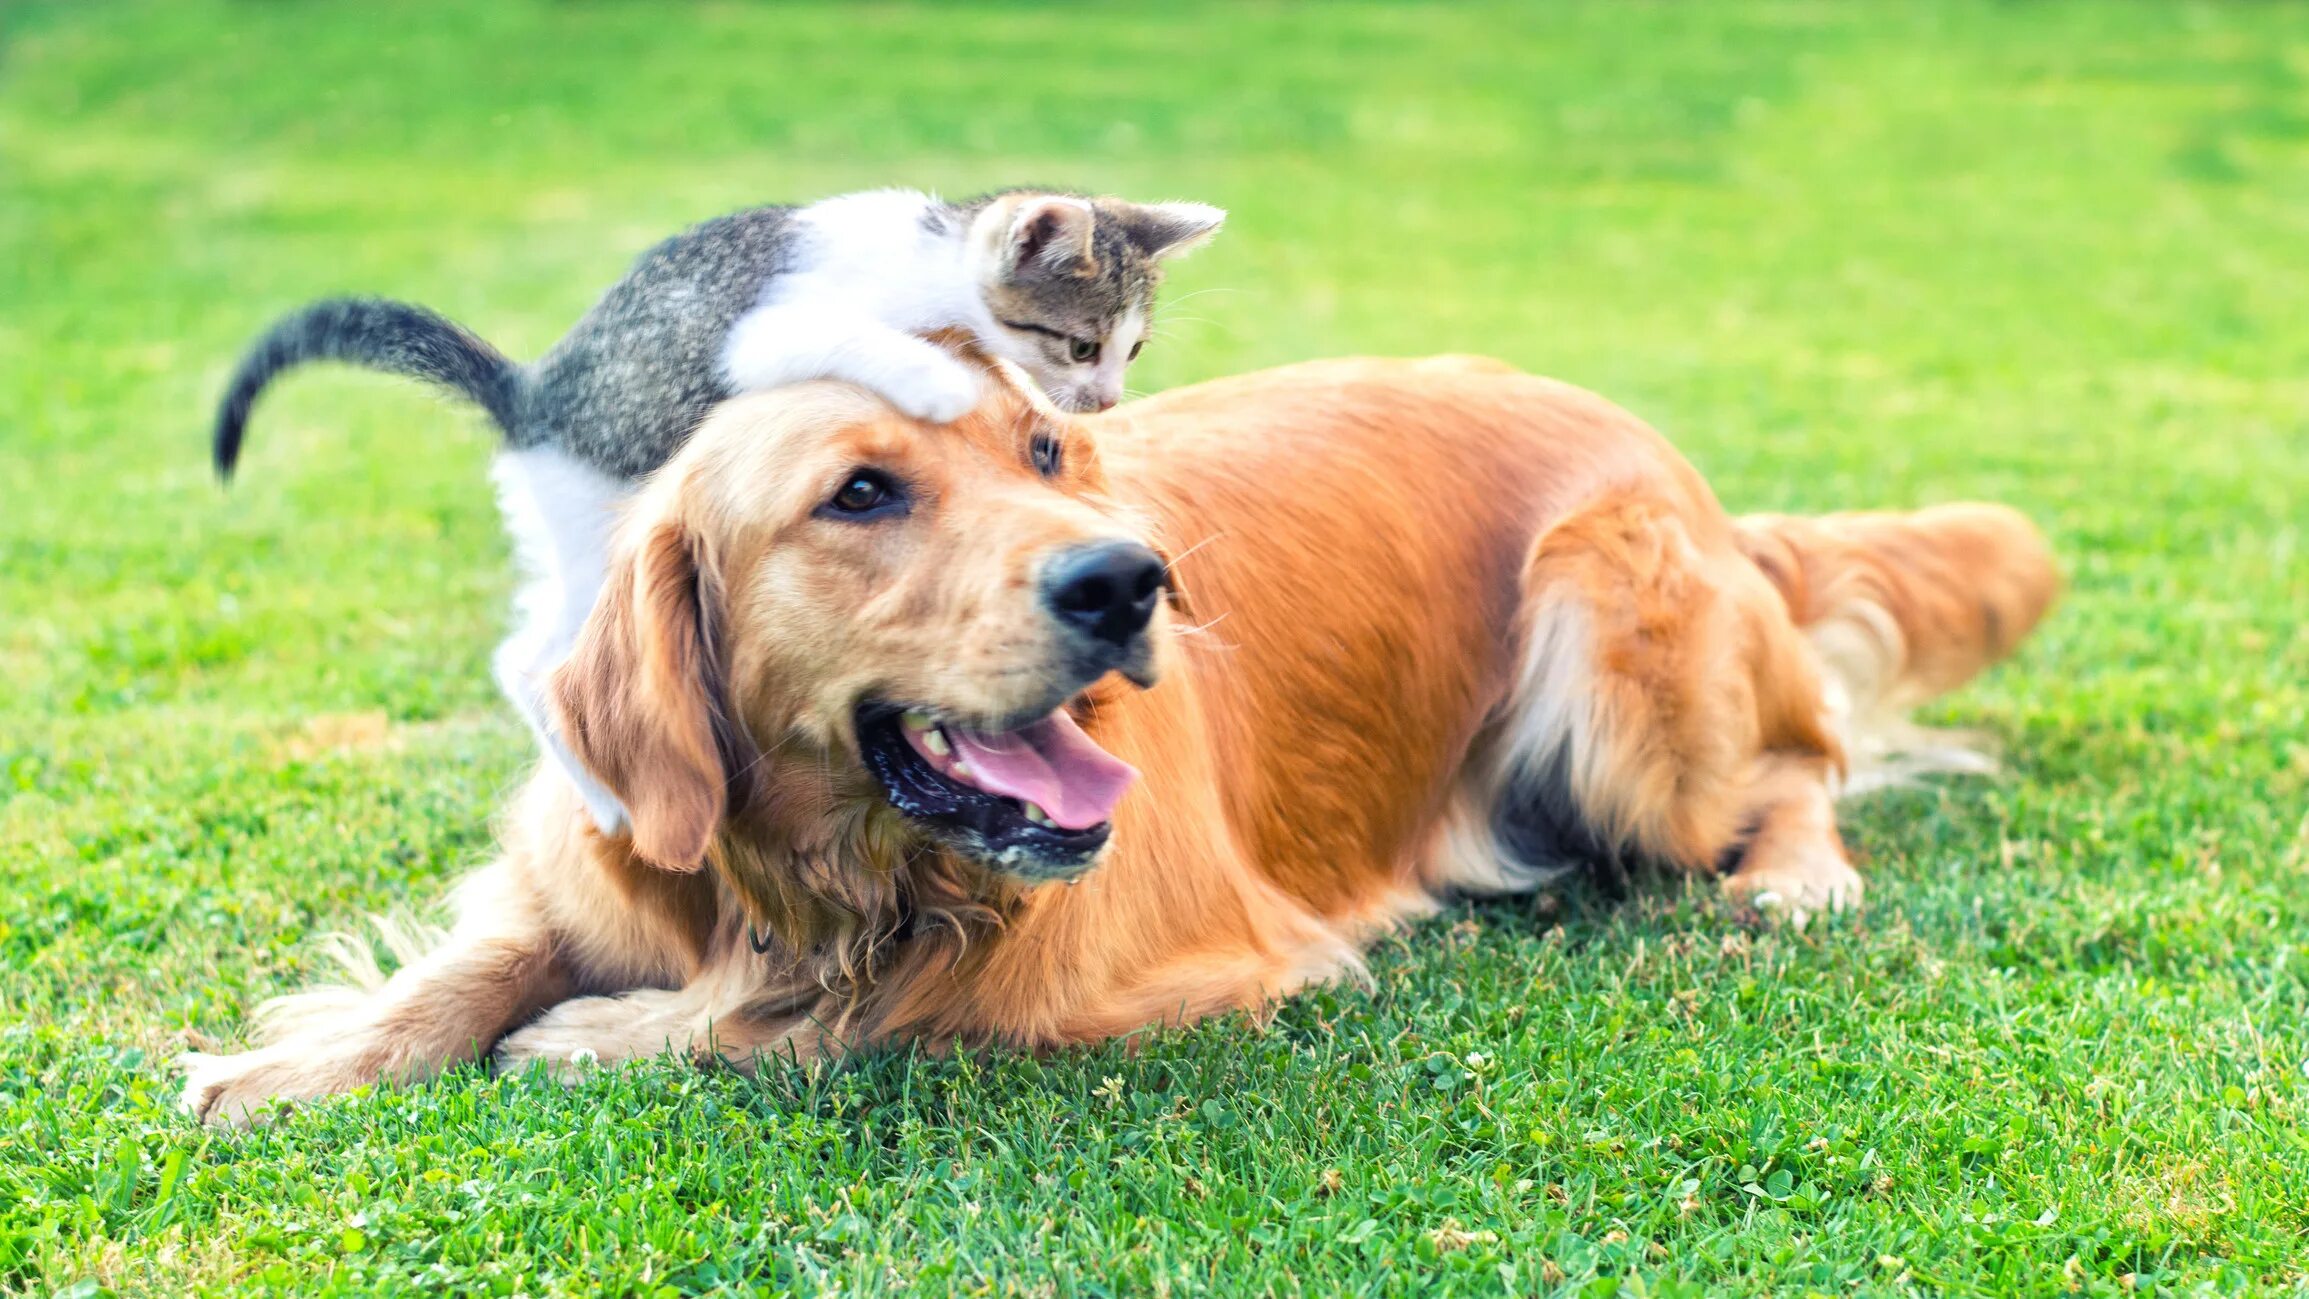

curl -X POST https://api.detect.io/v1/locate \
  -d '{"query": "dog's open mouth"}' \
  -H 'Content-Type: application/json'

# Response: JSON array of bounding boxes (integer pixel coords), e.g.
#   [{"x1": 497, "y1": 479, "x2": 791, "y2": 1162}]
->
[{"x1": 856, "y1": 703, "x2": 1138, "y2": 881}]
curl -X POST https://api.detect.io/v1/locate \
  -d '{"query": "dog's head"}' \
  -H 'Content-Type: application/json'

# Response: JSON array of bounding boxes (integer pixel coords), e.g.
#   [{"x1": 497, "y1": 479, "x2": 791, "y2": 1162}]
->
[{"x1": 551, "y1": 358, "x2": 1171, "y2": 895}]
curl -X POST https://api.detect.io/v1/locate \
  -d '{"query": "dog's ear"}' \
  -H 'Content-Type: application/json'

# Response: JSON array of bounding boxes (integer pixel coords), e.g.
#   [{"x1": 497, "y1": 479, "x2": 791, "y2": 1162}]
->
[{"x1": 551, "y1": 520, "x2": 749, "y2": 872}]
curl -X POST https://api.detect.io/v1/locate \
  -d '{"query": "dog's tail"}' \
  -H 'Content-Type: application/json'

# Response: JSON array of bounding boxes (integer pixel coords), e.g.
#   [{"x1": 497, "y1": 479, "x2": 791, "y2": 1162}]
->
[
  {"x1": 213, "y1": 298, "x2": 523, "y2": 480},
  {"x1": 1733, "y1": 503, "x2": 2059, "y2": 791}
]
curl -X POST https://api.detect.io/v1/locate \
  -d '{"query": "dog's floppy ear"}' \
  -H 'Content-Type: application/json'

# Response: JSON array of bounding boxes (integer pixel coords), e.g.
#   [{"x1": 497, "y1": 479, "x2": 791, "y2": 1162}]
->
[{"x1": 551, "y1": 519, "x2": 749, "y2": 872}]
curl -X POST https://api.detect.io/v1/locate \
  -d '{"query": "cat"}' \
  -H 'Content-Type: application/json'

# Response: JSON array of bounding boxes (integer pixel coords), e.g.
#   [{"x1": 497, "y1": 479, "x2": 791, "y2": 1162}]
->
[{"x1": 211, "y1": 187, "x2": 1224, "y2": 832}]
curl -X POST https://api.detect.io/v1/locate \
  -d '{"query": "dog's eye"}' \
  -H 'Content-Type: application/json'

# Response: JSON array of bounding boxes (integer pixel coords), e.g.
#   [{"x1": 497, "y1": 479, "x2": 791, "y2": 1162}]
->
[
  {"x1": 822, "y1": 470, "x2": 904, "y2": 519},
  {"x1": 1031, "y1": 434, "x2": 1063, "y2": 478},
  {"x1": 1068, "y1": 337, "x2": 1100, "y2": 364},
  {"x1": 1127, "y1": 339, "x2": 1144, "y2": 361}
]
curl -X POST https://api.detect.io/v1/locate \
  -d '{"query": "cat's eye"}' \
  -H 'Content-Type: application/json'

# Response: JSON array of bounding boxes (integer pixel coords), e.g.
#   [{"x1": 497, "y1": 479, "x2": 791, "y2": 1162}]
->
[
  {"x1": 1031, "y1": 433, "x2": 1063, "y2": 478},
  {"x1": 822, "y1": 469, "x2": 905, "y2": 519},
  {"x1": 1128, "y1": 339, "x2": 1144, "y2": 361},
  {"x1": 1068, "y1": 337, "x2": 1100, "y2": 364}
]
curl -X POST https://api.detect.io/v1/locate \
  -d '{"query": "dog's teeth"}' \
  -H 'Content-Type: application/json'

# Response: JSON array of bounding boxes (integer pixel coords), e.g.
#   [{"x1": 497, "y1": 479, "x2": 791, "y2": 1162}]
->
[
  {"x1": 901, "y1": 710, "x2": 933, "y2": 733},
  {"x1": 950, "y1": 760, "x2": 972, "y2": 781},
  {"x1": 924, "y1": 728, "x2": 951, "y2": 757},
  {"x1": 1022, "y1": 801, "x2": 1049, "y2": 825}
]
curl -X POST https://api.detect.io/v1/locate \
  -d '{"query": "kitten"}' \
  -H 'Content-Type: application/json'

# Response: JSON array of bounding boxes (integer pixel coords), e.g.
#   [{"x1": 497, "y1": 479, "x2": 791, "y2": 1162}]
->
[{"x1": 212, "y1": 188, "x2": 1224, "y2": 831}]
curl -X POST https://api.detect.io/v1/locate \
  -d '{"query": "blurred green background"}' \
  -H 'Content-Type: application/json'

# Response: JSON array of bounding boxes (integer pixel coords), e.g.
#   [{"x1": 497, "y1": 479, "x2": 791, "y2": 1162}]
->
[{"x1": 3, "y1": 2, "x2": 2305, "y2": 1295}]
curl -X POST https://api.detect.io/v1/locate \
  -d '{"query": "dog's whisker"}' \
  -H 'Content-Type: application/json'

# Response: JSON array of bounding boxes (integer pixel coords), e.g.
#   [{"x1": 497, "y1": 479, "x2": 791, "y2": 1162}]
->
[
  {"x1": 1166, "y1": 531, "x2": 1228, "y2": 566},
  {"x1": 1174, "y1": 610, "x2": 1238, "y2": 650}
]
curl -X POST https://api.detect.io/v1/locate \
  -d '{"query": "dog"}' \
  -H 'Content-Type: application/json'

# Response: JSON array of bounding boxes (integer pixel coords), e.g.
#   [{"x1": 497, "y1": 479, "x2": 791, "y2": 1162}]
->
[{"x1": 181, "y1": 352, "x2": 2056, "y2": 1122}]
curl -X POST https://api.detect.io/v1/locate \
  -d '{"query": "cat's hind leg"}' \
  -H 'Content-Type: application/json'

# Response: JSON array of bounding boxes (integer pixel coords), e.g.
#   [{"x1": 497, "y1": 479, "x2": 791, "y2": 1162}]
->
[{"x1": 492, "y1": 447, "x2": 632, "y2": 833}]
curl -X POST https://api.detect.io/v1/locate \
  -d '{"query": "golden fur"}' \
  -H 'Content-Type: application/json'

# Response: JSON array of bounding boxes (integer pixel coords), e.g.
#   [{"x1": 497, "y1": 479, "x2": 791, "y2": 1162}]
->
[{"x1": 182, "y1": 354, "x2": 2057, "y2": 1122}]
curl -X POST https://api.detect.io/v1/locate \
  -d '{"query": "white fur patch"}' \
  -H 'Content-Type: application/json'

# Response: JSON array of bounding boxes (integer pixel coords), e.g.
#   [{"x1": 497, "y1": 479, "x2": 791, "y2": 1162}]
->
[
  {"x1": 492, "y1": 446, "x2": 634, "y2": 832},
  {"x1": 1420, "y1": 783, "x2": 1572, "y2": 897},
  {"x1": 1415, "y1": 598, "x2": 1595, "y2": 898},
  {"x1": 716, "y1": 189, "x2": 992, "y2": 421},
  {"x1": 1802, "y1": 597, "x2": 1999, "y2": 800}
]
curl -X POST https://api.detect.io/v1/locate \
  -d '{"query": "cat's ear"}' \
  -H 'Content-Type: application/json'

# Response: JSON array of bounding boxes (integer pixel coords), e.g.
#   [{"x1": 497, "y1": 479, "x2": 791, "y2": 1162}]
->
[
  {"x1": 1004, "y1": 196, "x2": 1098, "y2": 279},
  {"x1": 1114, "y1": 201, "x2": 1226, "y2": 262}
]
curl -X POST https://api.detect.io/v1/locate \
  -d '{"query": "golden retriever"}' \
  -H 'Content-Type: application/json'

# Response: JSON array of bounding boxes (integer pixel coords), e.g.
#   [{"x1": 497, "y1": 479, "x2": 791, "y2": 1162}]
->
[{"x1": 182, "y1": 353, "x2": 2056, "y2": 1122}]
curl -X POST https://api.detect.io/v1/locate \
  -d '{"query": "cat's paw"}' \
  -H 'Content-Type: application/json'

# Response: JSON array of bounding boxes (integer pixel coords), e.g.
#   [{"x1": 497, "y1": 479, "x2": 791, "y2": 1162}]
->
[
  {"x1": 879, "y1": 358, "x2": 982, "y2": 424},
  {"x1": 544, "y1": 735, "x2": 628, "y2": 836}
]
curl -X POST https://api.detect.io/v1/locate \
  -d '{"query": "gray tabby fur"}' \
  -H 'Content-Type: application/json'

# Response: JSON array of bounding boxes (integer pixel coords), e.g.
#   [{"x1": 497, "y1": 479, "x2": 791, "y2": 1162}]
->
[{"x1": 214, "y1": 188, "x2": 1223, "y2": 482}]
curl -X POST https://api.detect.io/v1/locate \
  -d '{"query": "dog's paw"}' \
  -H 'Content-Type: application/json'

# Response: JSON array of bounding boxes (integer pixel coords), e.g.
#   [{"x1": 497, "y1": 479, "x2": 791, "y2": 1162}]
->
[
  {"x1": 493, "y1": 1034, "x2": 605, "y2": 1086},
  {"x1": 494, "y1": 992, "x2": 683, "y2": 1083},
  {"x1": 1721, "y1": 851, "x2": 1864, "y2": 929},
  {"x1": 178, "y1": 1049, "x2": 301, "y2": 1127}
]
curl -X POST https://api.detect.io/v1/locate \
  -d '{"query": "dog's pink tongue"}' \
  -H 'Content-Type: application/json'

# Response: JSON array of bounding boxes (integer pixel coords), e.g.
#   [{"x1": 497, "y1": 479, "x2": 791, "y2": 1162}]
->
[{"x1": 948, "y1": 711, "x2": 1137, "y2": 831}]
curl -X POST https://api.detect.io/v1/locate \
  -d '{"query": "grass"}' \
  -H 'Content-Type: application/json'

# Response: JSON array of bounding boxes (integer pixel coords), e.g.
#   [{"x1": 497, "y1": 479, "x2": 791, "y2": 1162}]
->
[{"x1": 4, "y1": 0, "x2": 2307, "y2": 1293}]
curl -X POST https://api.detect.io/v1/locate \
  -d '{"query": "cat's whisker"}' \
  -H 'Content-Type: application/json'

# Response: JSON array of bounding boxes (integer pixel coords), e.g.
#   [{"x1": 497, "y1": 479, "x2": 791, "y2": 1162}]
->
[{"x1": 1158, "y1": 286, "x2": 1241, "y2": 309}]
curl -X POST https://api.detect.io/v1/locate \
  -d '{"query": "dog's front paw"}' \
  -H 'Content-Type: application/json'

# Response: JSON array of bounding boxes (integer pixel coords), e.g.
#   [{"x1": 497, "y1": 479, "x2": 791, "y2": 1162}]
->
[
  {"x1": 1722, "y1": 850, "x2": 1864, "y2": 929},
  {"x1": 179, "y1": 1049, "x2": 305, "y2": 1127},
  {"x1": 493, "y1": 1032, "x2": 605, "y2": 1086},
  {"x1": 495, "y1": 992, "x2": 685, "y2": 1083}
]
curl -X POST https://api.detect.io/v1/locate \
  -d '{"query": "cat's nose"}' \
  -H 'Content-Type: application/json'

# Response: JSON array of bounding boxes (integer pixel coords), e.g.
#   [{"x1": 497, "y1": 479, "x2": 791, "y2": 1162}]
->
[{"x1": 1092, "y1": 395, "x2": 1118, "y2": 411}]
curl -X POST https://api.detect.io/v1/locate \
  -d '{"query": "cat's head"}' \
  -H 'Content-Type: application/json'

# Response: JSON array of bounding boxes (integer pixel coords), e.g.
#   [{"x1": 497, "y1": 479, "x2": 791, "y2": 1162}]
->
[{"x1": 966, "y1": 192, "x2": 1225, "y2": 413}]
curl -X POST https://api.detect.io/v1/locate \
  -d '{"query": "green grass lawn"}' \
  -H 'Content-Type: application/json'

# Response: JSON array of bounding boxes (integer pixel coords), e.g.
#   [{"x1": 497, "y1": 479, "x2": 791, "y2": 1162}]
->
[{"x1": 5, "y1": 1, "x2": 2307, "y2": 1293}]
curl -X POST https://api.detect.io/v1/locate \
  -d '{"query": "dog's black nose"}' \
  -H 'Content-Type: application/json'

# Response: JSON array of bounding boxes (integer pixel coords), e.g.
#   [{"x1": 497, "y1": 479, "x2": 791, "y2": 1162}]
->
[{"x1": 1043, "y1": 541, "x2": 1166, "y2": 647}]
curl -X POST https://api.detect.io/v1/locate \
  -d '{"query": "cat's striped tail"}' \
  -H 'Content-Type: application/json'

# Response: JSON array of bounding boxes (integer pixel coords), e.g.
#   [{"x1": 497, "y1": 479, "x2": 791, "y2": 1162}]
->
[{"x1": 212, "y1": 297, "x2": 522, "y2": 479}]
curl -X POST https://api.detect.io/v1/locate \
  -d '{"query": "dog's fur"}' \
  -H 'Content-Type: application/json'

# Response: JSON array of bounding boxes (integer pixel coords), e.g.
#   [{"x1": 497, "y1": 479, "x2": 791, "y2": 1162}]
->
[{"x1": 182, "y1": 354, "x2": 2057, "y2": 1122}]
